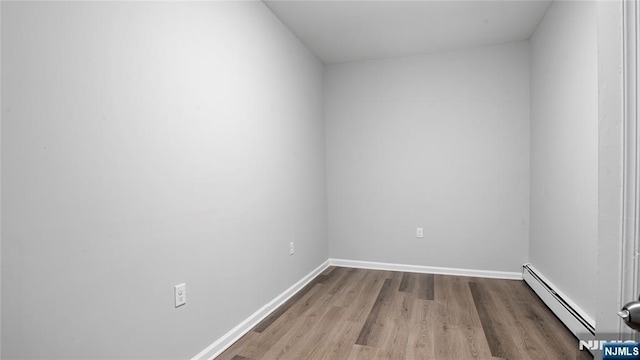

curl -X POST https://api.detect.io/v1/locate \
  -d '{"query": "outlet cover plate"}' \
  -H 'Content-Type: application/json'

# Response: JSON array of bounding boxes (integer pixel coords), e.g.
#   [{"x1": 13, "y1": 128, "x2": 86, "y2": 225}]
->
[{"x1": 175, "y1": 283, "x2": 186, "y2": 308}]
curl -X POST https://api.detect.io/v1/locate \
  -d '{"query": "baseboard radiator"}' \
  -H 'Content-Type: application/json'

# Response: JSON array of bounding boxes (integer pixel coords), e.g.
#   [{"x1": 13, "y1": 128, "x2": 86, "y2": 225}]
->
[{"x1": 522, "y1": 264, "x2": 595, "y2": 339}]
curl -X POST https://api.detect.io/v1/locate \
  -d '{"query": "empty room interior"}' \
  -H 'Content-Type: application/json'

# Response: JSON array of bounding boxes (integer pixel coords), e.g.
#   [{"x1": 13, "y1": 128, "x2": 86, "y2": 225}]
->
[{"x1": 1, "y1": 0, "x2": 636, "y2": 359}]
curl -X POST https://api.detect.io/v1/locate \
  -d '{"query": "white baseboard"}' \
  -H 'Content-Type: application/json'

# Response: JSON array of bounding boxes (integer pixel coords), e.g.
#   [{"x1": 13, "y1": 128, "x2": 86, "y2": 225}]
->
[
  {"x1": 522, "y1": 263, "x2": 595, "y2": 340},
  {"x1": 191, "y1": 259, "x2": 330, "y2": 360},
  {"x1": 328, "y1": 258, "x2": 522, "y2": 280}
]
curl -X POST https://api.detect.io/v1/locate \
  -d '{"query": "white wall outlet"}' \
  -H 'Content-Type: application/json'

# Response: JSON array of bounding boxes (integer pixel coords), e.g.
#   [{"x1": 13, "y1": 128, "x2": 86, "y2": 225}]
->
[
  {"x1": 174, "y1": 283, "x2": 186, "y2": 308},
  {"x1": 289, "y1": 242, "x2": 295, "y2": 255},
  {"x1": 416, "y1": 227, "x2": 424, "y2": 239}
]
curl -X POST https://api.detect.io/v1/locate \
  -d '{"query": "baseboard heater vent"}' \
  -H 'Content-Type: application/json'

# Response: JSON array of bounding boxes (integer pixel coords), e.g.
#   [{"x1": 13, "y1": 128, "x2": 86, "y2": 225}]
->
[{"x1": 522, "y1": 264, "x2": 595, "y2": 337}]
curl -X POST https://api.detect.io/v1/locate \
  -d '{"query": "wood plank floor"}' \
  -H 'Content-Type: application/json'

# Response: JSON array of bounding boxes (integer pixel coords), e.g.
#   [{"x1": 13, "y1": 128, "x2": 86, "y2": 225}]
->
[{"x1": 217, "y1": 267, "x2": 593, "y2": 360}]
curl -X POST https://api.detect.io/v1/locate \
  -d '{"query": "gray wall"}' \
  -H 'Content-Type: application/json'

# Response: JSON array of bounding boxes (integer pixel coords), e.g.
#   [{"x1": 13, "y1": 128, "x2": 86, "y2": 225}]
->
[
  {"x1": 1, "y1": 2, "x2": 327, "y2": 359},
  {"x1": 325, "y1": 42, "x2": 530, "y2": 273},
  {"x1": 0, "y1": 1, "x2": 3, "y2": 356},
  {"x1": 596, "y1": 0, "x2": 625, "y2": 339},
  {"x1": 529, "y1": 0, "x2": 598, "y2": 320}
]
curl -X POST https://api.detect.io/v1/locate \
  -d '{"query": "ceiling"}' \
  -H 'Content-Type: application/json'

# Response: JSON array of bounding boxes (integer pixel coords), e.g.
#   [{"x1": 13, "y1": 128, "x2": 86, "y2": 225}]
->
[{"x1": 263, "y1": 0, "x2": 552, "y2": 64}]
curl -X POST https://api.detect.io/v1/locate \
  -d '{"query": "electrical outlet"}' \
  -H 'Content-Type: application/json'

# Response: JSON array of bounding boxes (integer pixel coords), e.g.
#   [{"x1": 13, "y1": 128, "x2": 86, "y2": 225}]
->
[
  {"x1": 175, "y1": 283, "x2": 186, "y2": 308},
  {"x1": 289, "y1": 242, "x2": 295, "y2": 255},
  {"x1": 416, "y1": 227, "x2": 424, "y2": 239}
]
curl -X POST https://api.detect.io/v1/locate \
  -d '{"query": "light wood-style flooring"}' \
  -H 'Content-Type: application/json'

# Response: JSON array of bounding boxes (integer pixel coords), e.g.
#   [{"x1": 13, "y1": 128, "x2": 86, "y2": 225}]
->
[{"x1": 217, "y1": 267, "x2": 593, "y2": 360}]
